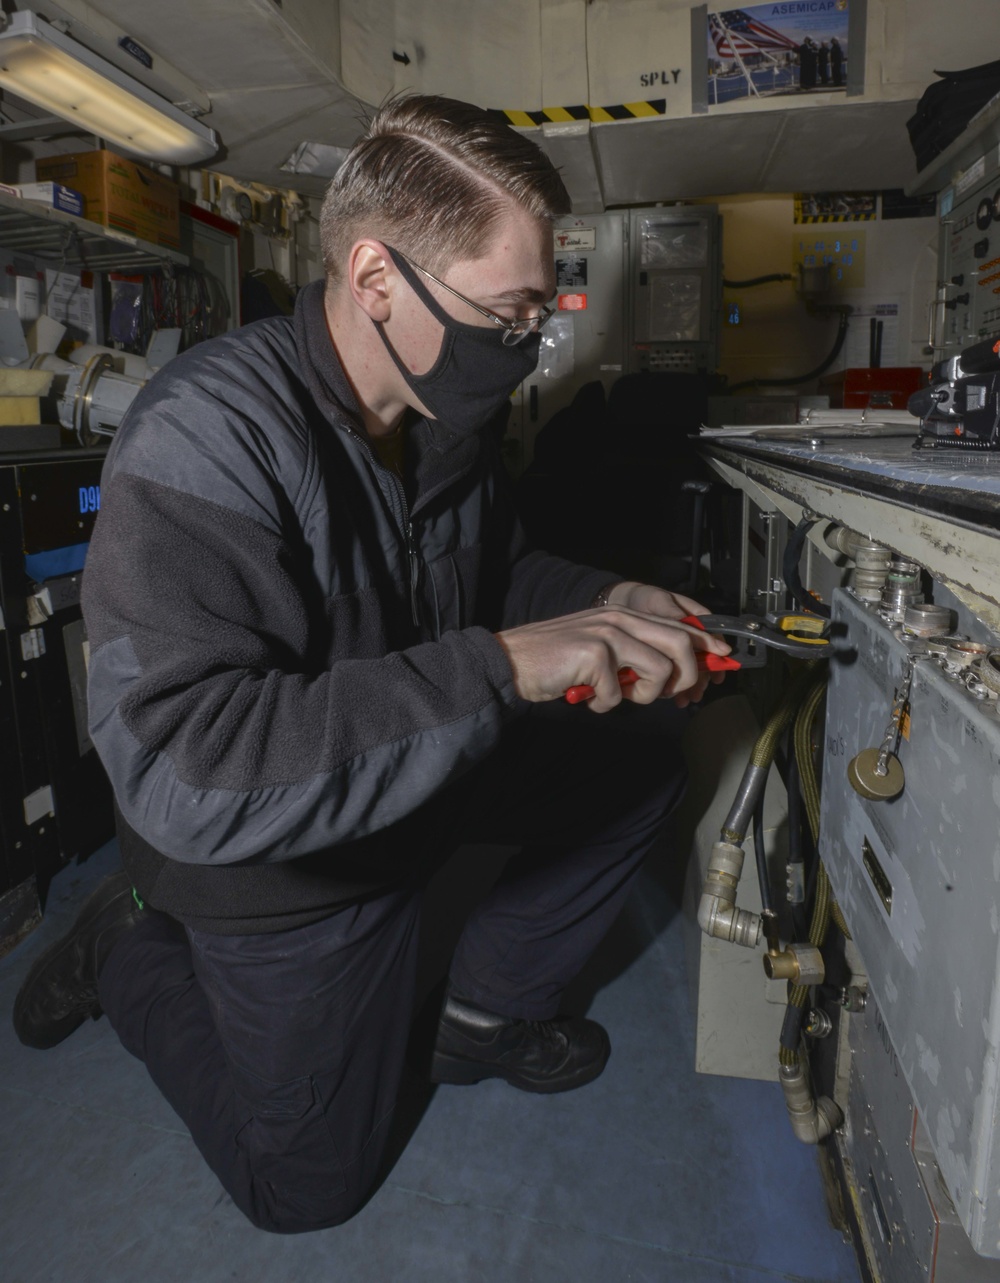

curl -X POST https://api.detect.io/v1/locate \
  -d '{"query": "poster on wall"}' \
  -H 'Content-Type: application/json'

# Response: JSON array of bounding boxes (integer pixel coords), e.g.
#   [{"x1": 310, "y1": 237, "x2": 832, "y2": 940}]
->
[{"x1": 706, "y1": 2, "x2": 849, "y2": 108}]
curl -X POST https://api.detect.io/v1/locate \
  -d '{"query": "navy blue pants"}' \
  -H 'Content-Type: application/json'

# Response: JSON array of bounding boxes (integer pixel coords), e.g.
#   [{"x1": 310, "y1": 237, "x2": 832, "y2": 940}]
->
[{"x1": 99, "y1": 705, "x2": 686, "y2": 1233}]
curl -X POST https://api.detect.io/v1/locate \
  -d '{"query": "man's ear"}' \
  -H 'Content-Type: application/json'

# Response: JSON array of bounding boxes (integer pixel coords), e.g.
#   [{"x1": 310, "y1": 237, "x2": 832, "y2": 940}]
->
[{"x1": 347, "y1": 240, "x2": 392, "y2": 322}]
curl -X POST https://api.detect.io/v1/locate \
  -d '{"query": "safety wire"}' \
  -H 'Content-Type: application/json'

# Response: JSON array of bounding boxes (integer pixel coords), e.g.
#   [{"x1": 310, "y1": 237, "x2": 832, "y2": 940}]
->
[{"x1": 779, "y1": 670, "x2": 850, "y2": 1069}]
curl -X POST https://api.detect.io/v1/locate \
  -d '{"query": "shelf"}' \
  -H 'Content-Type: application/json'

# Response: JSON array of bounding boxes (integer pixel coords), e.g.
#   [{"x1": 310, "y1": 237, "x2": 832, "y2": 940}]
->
[{"x1": 0, "y1": 188, "x2": 188, "y2": 272}]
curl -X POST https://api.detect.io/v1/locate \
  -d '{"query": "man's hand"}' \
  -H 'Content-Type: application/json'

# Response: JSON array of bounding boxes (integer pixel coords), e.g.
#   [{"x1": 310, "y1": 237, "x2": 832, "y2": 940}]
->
[
  {"x1": 601, "y1": 581, "x2": 727, "y2": 707},
  {"x1": 495, "y1": 588, "x2": 731, "y2": 713},
  {"x1": 603, "y1": 580, "x2": 709, "y2": 622}
]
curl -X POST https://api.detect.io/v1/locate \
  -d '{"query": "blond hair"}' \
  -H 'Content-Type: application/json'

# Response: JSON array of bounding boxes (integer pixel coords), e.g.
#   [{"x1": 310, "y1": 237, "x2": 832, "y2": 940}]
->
[{"x1": 320, "y1": 94, "x2": 570, "y2": 283}]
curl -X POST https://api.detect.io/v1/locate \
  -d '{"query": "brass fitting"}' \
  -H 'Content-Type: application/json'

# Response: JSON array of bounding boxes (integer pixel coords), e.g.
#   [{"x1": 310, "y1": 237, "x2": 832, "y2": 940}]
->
[
  {"x1": 762, "y1": 943, "x2": 825, "y2": 986},
  {"x1": 697, "y1": 840, "x2": 762, "y2": 948}
]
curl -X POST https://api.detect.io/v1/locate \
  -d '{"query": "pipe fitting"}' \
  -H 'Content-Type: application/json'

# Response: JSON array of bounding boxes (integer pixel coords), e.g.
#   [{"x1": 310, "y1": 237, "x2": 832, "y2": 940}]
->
[
  {"x1": 762, "y1": 943, "x2": 825, "y2": 985},
  {"x1": 697, "y1": 841, "x2": 762, "y2": 947},
  {"x1": 823, "y1": 527, "x2": 891, "y2": 600},
  {"x1": 779, "y1": 1062, "x2": 842, "y2": 1144},
  {"x1": 824, "y1": 526, "x2": 891, "y2": 565}
]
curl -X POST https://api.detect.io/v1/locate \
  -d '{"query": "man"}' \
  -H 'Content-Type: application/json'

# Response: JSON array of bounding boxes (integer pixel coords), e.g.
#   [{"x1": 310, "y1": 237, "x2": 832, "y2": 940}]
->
[
  {"x1": 798, "y1": 39, "x2": 816, "y2": 90},
  {"x1": 830, "y1": 37, "x2": 844, "y2": 88},
  {"x1": 13, "y1": 95, "x2": 728, "y2": 1233},
  {"x1": 817, "y1": 41, "x2": 831, "y2": 88}
]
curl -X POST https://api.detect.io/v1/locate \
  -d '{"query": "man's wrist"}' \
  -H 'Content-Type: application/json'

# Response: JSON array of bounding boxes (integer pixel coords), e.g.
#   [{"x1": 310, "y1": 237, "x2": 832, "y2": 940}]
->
[{"x1": 590, "y1": 581, "x2": 633, "y2": 609}]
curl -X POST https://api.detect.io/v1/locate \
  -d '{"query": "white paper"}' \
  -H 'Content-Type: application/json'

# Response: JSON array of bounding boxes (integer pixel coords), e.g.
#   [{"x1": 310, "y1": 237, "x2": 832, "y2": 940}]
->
[{"x1": 44, "y1": 270, "x2": 96, "y2": 343}]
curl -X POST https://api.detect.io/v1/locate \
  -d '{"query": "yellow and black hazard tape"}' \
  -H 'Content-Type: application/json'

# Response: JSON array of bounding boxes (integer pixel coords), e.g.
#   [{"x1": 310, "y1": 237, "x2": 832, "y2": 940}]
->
[
  {"x1": 795, "y1": 213, "x2": 876, "y2": 224},
  {"x1": 487, "y1": 100, "x2": 666, "y2": 128}
]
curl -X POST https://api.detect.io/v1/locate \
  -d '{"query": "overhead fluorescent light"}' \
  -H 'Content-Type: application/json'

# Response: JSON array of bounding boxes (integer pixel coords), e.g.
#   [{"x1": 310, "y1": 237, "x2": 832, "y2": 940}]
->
[{"x1": 0, "y1": 11, "x2": 217, "y2": 165}]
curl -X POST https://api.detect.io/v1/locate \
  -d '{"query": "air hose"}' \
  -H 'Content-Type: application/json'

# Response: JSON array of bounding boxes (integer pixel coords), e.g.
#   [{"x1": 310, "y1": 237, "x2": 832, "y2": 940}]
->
[
  {"x1": 698, "y1": 661, "x2": 822, "y2": 947},
  {"x1": 777, "y1": 672, "x2": 846, "y2": 1144},
  {"x1": 727, "y1": 310, "x2": 850, "y2": 393},
  {"x1": 698, "y1": 656, "x2": 848, "y2": 1143},
  {"x1": 723, "y1": 273, "x2": 794, "y2": 288}
]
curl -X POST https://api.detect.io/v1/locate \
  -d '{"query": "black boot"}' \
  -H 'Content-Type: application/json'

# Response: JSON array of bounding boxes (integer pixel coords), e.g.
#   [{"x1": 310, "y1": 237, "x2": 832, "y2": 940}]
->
[
  {"x1": 13, "y1": 871, "x2": 143, "y2": 1050},
  {"x1": 431, "y1": 991, "x2": 611, "y2": 1094}
]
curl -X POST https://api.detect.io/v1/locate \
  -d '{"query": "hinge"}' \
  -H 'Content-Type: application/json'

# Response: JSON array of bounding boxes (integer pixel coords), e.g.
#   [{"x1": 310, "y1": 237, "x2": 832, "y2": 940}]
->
[{"x1": 20, "y1": 628, "x2": 46, "y2": 661}]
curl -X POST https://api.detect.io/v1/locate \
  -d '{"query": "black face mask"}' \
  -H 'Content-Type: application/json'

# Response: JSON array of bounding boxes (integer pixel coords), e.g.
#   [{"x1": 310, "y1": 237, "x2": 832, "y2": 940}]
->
[{"x1": 373, "y1": 248, "x2": 541, "y2": 433}]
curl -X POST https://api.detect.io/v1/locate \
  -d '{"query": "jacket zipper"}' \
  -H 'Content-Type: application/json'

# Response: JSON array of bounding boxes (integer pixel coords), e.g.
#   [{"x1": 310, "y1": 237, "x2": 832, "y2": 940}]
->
[
  {"x1": 405, "y1": 517, "x2": 421, "y2": 628},
  {"x1": 348, "y1": 427, "x2": 422, "y2": 628}
]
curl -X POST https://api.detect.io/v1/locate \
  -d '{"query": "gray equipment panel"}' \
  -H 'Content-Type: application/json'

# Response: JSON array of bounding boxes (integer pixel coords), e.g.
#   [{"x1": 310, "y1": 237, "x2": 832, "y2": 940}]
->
[
  {"x1": 939, "y1": 145, "x2": 1000, "y2": 362},
  {"x1": 822, "y1": 587, "x2": 1000, "y2": 1257},
  {"x1": 843, "y1": 992, "x2": 1000, "y2": 1281}
]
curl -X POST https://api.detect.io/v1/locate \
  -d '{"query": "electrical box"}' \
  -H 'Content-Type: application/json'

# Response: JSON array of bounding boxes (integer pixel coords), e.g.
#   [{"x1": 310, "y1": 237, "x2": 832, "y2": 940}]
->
[
  {"x1": 628, "y1": 205, "x2": 721, "y2": 375},
  {"x1": 0, "y1": 451, "x2": 115, "y2": 955},
  {"x1": 822, "y1": 587, "x2": 1000, "y2": 1259},
  {"x1": 512, "y1": 211, "x2": 628, "y2": 468}
]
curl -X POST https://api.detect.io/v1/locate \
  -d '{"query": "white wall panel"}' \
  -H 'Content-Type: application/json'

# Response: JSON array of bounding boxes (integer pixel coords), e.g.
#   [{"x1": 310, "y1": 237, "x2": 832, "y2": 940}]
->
[
  {"x1": 392, "y1": 0, "x2": 542, "y2": 112},
  {"x1": 540, "y1": 0, "x2": 589, "y2": 108},
  {"x1": 586, "y1": 0, "x2": 692, "y2": 111}
]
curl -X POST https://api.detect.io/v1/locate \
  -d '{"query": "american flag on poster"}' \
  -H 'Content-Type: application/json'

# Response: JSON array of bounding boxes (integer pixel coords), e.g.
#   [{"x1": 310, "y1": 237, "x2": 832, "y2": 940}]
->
[{"x1": 708, "y1": 10, "x2": 800, "y2": 58}]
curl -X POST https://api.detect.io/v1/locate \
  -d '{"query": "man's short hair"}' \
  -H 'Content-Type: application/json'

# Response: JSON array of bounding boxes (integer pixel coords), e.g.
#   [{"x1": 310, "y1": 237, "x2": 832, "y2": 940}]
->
[{"x1": 320, "y1": 94, "x2": 571, "y2": 283}]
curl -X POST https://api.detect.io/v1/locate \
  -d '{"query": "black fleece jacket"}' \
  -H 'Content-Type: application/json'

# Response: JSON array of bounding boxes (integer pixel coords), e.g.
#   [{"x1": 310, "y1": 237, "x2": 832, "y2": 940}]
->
[{"x1": 82, "y1": 280, "x2": 613, "y2": 932}]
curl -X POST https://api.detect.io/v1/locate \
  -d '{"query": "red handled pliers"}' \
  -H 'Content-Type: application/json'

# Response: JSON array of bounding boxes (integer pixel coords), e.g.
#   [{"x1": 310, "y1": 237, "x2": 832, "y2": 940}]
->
[{"x1": 564, "y1": 612, "x2": 828, "y2": 704}]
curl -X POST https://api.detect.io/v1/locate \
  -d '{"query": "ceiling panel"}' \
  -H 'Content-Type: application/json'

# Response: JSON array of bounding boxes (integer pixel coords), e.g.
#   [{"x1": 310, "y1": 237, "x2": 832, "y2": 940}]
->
[
  {"x1": 592, "y1": 101, "x2": 921, "y2": 206},
  {"x1": 209, "y1": 88, "x2": 363, "y2": 195},
  {"x1": 83, "y1": 0, "x2": 340, "y2": 90},
  {"x1": 594, "y1": 113, "x2": 787, "y2": 205},
  {"x1": 43, "y1": 4, "x2": 924, "y2": 205},
  {"x1": 761, "y1": 101, "x2": 919, "y2": 192}
]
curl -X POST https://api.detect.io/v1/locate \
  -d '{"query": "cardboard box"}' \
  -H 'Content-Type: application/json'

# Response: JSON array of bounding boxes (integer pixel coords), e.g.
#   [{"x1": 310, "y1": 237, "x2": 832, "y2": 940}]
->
[
  {"x1": 35, "y1": 150, "x2": 180, "y2": 249},
  {"x1": 17, "y1": 182, "x2": 84, "y2": 217}
]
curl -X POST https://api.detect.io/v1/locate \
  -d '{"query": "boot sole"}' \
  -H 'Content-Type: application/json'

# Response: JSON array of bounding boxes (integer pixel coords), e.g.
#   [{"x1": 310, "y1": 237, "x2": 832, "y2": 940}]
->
[{"x1": 430, "y1": 1046, "x2": 610, "y2": 1094}]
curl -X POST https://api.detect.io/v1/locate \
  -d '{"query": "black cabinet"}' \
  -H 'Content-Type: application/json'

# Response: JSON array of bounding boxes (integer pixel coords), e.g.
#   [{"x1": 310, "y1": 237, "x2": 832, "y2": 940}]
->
[{"x1": 0, "y1": 449, "x2": 114, "y2": 954}]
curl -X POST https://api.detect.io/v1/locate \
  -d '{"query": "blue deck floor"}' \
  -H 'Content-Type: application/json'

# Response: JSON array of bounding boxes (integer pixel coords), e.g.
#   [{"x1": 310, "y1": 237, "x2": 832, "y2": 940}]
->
[{"x1": 1, "y1": 836, "x2": 860, "y2": 1283}]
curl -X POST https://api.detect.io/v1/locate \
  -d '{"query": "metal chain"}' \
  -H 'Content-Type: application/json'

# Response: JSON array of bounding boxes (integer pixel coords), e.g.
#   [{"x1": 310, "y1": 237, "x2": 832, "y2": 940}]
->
[{"x1": 875, "y1": 652, "x2": 918, "y2": 776}]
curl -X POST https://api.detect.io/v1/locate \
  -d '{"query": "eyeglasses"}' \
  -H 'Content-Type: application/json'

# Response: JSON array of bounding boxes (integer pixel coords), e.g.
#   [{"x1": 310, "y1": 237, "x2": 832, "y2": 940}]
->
[{"x1": 391, "y1": 247, "x2": 554, "y2": 346}]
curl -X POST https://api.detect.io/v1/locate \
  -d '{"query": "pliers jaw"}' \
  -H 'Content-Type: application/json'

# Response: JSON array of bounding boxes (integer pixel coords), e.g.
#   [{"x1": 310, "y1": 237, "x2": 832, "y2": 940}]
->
[{"x1": 688, "y1": 613, "x2": 831, "y2": 667}]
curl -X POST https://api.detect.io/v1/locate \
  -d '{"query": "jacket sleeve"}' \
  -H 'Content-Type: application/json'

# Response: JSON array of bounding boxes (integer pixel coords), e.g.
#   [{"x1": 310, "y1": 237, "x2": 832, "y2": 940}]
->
[{"x1": 83, "y1": 408, "x2": 520, "y2": 868}]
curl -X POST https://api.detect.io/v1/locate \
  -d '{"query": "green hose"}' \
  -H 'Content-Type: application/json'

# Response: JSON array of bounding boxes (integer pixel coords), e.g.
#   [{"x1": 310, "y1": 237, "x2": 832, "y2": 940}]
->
[
  {"x1": 721, "y1": 661, "x2": 823, "y2": 844},
  {"x1": 781, "y1": 672, "x2": 850, "y2": 1068}
]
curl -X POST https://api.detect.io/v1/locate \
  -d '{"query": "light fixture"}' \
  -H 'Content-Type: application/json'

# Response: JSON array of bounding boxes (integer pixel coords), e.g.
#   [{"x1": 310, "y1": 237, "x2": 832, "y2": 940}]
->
[{"x1": 0, "y1": 11, "x2": 217, "y2": 165}]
